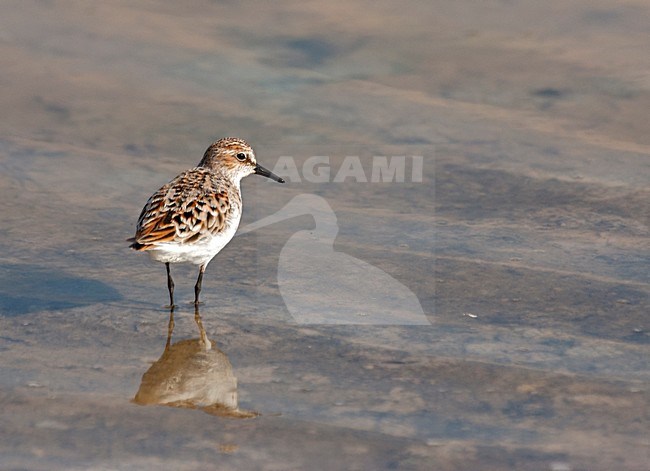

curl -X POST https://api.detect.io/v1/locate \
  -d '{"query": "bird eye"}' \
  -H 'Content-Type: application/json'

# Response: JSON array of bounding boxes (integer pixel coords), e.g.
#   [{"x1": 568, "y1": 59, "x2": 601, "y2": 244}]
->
[{"x1": 236, "y1": 152, "x2": 247, "y2": 161}]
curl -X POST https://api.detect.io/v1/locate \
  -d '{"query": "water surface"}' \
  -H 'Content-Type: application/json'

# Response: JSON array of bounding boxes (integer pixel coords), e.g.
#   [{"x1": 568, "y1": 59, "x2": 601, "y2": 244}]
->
[{"x1": 0, "y1": 1, "x2": 648, "y2": 470}]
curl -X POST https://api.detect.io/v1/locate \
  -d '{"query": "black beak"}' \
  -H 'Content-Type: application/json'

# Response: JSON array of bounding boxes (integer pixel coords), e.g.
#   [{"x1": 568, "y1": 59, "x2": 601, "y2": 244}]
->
[{"x1": 255, "y1": 163, "x2": 285, "y2": 183}]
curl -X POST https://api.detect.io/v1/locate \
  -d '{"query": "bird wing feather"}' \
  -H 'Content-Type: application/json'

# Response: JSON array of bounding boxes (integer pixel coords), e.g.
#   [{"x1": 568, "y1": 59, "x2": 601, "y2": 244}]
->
[{"x1": 132, "y1": 168, "x2": 233, "y2": 248}]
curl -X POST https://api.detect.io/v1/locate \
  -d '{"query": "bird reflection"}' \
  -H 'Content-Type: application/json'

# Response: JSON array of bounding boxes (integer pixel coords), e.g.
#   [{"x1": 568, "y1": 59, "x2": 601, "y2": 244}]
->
[
  {"x1": 133, "y1": 306, "x2": 257, "y2": 418},
  {"x1": 238, "y1": 194, "x2": 429, "y2": 325}
]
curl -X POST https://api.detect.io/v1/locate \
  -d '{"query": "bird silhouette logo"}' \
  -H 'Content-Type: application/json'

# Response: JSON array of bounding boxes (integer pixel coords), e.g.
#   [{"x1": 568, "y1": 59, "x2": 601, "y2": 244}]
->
[{"x1": 238, "y1": 194, "x2": 430, "y2": 325}]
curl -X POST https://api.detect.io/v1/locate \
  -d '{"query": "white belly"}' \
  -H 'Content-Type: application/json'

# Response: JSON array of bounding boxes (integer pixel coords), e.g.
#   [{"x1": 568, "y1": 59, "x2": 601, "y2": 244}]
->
[{"x1": 146, "y1": 214, "x2": 241, "y2": 266}]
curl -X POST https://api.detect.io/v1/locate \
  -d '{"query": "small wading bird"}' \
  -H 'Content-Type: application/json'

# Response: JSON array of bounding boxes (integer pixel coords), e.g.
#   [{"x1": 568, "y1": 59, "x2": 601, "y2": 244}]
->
[{"x1": 128, "y1": 137, "x2": 284, "y2": 307}]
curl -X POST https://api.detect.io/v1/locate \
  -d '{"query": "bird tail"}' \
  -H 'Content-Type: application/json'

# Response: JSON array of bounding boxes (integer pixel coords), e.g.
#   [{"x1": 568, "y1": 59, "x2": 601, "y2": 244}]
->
[{"x1": 126, "y1": 237, "x2": 149, "y2": 251}]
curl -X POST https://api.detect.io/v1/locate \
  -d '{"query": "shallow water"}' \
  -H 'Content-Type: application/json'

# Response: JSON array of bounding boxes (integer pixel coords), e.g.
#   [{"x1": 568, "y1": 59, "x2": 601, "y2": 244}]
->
[{"x1": 1, "y1": 1, "x2": 649, "y2": 470}]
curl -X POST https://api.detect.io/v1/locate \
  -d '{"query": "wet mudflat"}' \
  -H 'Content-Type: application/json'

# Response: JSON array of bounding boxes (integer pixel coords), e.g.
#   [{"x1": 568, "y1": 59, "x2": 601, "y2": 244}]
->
[{"x1": 0, "y1": 1, "x2": 648, "y2": 470}]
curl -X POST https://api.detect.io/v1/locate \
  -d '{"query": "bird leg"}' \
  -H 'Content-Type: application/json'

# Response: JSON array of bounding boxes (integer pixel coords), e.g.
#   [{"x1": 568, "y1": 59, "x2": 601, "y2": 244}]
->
[
  {"x1": 165, "y1": 307, "x2": 175, "y2": 353},
  {"x1": 165, "y1": 262, "x2": 175, "y2": 308},
  {"x1": 194, "y1": 264, "x2": 206, "y2": 305}
]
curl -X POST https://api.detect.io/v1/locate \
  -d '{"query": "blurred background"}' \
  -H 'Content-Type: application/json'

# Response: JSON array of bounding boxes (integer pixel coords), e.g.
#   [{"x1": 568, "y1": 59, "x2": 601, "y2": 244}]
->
[{"x1": 0, "y1": 1, "x2": 648, "y2": 470}]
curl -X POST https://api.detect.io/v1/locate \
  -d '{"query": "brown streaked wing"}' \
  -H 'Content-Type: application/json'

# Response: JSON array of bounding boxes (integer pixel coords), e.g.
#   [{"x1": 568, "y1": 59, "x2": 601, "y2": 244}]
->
[{"x1": 133, "y1": 168, "x2": 233, "y2": 247}]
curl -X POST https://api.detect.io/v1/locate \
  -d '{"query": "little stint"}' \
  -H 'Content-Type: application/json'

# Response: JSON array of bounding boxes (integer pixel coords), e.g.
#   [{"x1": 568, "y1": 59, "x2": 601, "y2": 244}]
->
[{"x1": 129, "y1": 137, "x2": 284, "y2": 306}]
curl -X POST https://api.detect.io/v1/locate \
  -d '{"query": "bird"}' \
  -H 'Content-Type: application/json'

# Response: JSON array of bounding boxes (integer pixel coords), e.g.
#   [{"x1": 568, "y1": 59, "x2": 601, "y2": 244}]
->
[
  {"x1": 128, "y1": 137, "x2": 284, "y2": 307},
  {"x1": 237, "y1": 194, "x2": 429, "y2": 325}
]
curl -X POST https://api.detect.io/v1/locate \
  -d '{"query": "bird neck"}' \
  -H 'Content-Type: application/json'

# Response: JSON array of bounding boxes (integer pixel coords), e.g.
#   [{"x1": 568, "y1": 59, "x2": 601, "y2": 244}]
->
[{"x1": 201, "y1": 165, "x2": 243, "y2": 189}]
